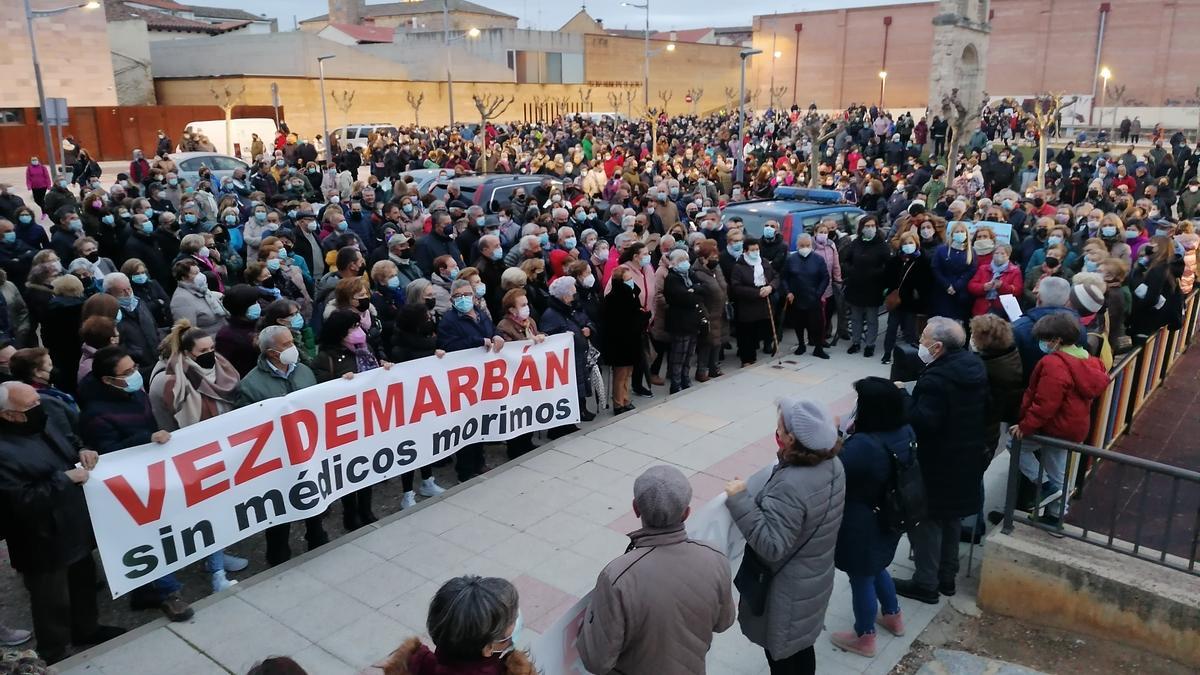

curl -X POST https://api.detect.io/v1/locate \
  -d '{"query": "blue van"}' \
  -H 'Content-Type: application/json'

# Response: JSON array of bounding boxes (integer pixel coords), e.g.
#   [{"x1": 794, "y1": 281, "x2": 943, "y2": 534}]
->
[{"x1": 721, "y1": 187, "x2": 865, "y2": 251}]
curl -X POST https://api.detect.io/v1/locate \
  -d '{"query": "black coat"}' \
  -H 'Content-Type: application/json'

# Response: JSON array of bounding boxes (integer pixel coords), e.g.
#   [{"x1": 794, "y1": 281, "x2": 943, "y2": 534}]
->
[
  {"x1": 390, "y1": 305, "x2": 439, "y2": 363},
  {"x1": 42, "y1": 296, "x2": 84, "y2": 393},
  {"x1": 0, "y1": 423, "x2": 91, "y2": 572},
  {"x1": 841, "y1": 236, "x2": 891, "y2": 307},
  {"x1": 125, "y1": 231, "x2": 173, "y2": 293},
  {"x1": 781, "y1": 251, "x2": 830, "y2": 310},
  {"x1": 662, "y1": 269, "x2": 706, "y2": 337},
  {"x1": 884, "y1": 251, "x2": 933, "y2": 313},
  {"x1": 906, "y1": 349, "x2": 990, "y2": 518},
  {"x1": 729, "y1": 257, "x2": 778, "y2": 323},
  {"x1": 600, "y1": 281, "x2": 648, "y2": 367},
  {"x1": 835, "y1": 427, "x2": 915, "y2": 576}
]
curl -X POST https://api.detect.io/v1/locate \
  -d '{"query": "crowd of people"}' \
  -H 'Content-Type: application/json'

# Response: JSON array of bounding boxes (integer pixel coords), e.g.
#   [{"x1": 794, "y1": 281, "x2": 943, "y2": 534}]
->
[{"x1": 0, "y1": 100, "x2": 1196, "y2": 671}]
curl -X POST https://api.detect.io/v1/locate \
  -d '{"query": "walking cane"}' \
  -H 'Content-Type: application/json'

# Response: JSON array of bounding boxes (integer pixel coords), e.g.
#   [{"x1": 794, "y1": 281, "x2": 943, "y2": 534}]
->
[{"x1": 766, "y1": 294, "x2": 780, "y2": 357}]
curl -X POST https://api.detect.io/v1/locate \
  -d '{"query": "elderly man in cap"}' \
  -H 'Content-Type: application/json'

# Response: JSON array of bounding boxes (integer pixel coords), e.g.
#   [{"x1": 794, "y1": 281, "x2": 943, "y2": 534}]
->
[{"x1": 579, "y1": 465, "x2": 735, "y2": 675}]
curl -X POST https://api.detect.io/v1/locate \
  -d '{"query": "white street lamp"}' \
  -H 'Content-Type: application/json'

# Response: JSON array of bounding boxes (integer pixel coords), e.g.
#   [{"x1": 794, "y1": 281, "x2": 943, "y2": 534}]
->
[
  {"x1": 737, "y1": 48, "x2": 763, "y2": 184},
  {"x1": 317, "y1": 54, "x2": 335, "y2": 159}
]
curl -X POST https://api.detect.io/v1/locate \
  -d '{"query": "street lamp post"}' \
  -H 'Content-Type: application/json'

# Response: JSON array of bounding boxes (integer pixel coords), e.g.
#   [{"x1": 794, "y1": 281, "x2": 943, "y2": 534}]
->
[
  {"x1": 22, "y1": 0, "x2": 100, "y2": 182},
  {"x1": 1099, "y1": 66, "x2": 1112, "y2": 137},
  {"x1": 317, "y1": 55, "x2": 335, "y2": 162},
  {"x1": 878, "y1": 70, "x2": 888, "y2": 109},
  {"x1": 736, "y1": 48, "x2": 763, "y2": 184},
  {"x1": 622, "y1": 1, "x2": 651, "y2": 109},
  {"x1": 442, "y1": 25, "x2": 481, "y2": 127}
]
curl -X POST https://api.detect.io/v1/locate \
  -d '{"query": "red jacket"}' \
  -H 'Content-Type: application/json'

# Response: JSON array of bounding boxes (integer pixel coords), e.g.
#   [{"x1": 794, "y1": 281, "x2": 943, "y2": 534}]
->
[
  {"x1": 1018, "y1": 349, "x2": 1109, "y2": 442},
  {"x1": 967, "y1": 261, "x2": 1023, "y2": 316}
]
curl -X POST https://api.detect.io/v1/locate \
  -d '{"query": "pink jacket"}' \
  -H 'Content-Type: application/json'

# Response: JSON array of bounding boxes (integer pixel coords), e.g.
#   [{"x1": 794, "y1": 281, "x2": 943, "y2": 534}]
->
[
  {"x1": 26, "y1": 164, "x2": 51, "y2": 190},
  {"x1": 813, "y1": 238, "x2": 843, "y2": 300}
]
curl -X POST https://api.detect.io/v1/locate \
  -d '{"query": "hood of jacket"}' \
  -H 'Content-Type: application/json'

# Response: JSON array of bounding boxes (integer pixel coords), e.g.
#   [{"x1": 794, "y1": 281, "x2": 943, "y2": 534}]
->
[{"x1": 1052, "y1": 349, "x2": 1109, "y2": 399}]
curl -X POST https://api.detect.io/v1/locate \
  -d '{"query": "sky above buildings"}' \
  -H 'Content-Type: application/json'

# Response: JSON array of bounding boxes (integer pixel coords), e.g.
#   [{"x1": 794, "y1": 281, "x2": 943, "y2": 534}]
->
[{"x1": 197, "y1": 0, "x2": 928, "y2": 31}]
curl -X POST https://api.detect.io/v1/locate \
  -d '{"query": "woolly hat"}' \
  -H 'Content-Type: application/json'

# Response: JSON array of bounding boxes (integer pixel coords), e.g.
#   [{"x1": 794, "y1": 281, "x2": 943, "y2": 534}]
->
[
  {"x1": 778, "y1": 397, "x2": 839, "y2": 452},
  {"x1": 633, "y1": 465, "x2": 692, "y2": 528},
  {"x1": 1072, "y1": 273, "x2": 1106, "y2": 314}
]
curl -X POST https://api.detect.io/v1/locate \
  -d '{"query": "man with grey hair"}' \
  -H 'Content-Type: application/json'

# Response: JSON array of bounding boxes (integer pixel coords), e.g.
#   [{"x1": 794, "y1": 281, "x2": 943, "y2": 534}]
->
[
  {"x1": 503, "y1": 233, "x2": 543, "y2": 267},
  {"x1": 894, "y1": 316, "x2": 988, "y2": 604},
  {"x1": 1011, "y1": 275, "x2": 1086, "y2": 382},
  {"x1": 234, "y1": 325, "x2": 328, "y2": 566},
  {"x1": 579, "y1": 465, "x2": 735, "y2": 675},
  {"x1": 103, "y1": 272, "x2": 159, "y2": 378}
]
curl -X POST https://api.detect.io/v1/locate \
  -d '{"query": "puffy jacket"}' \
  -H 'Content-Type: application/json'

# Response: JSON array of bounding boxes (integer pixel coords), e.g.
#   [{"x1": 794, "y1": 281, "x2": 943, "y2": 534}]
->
[
  {"x1": 234, "y1": 356, "x2": 318, "y2": 407},
  {"x1": 835, "y1": 427, "x2": 915, "y2": 577},
  {"x1": 841, "y1": 236, "x2": 890, "y2": 307},
  {"x1": 781, "y1": 251, "x2": 829, "y2": 310},
  {"x1": 77, "y1": 375, "x2": 158, "y2": 455},
  {"x1": 726, "y1": 458, "x2": 846, "y2": 660},
  {"x1": 1018, "y1": 348, "x2": 1108, "y2": 442},
  {"x1": 967, "y1": 261, "x2": 1023, "y2": 316},
  {"x1": 1012, "y1": 305, "x2": 1087, "y2": 383},
  {"x1": 578, "y1": 525, "x2": 735, "y2": 675}
]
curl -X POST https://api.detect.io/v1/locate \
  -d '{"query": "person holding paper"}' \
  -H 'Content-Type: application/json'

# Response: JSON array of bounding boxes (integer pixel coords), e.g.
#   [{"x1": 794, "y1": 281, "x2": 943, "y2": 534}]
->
[{"x1": 966, "y1": 242, "x2": 1022, "y2": 317}]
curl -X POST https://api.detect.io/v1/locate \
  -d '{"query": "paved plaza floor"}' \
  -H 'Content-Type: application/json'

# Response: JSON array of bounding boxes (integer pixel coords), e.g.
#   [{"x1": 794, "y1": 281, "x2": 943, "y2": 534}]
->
[{"x1": 58, "y1": 344, "x2": 1012, "y2": 675}]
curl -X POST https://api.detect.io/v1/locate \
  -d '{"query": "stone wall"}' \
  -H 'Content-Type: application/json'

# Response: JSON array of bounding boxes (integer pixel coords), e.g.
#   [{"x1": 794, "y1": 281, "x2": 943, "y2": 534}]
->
[
  {"x1": 0, "y1": 0, "x2": 118, "y2": 108},
  {"x1": 108, "y1": 20, "x2": 156, "y2": 106},
  {"x1": 582, "y1": 34, "x2": 743, "y2": 112}
]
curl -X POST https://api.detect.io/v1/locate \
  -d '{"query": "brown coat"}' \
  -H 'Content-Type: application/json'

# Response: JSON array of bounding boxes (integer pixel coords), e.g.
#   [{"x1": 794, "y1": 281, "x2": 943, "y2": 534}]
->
[
  {"x1": 577, "y1": 525, "x2": 735, "y2": 675},
  {"x1": 364, "y1": 637, "x2": 535, "y2": 675}
]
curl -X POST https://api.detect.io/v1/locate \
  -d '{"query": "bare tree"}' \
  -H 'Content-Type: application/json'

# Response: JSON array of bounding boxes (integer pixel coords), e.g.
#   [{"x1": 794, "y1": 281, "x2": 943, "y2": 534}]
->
[
  {"x1": 473, "y1": 93, "x2": 514, "y2": 161},
  {"x1": 557, "y1": 95, "x2": 573, "y2": 117},
  {"x1": 1108, "y1": 84, "x2": 1128, "y2": 139},
  {"x1": 657, "y1": 90, "x2": 673, "y2": 113},
  {"x1": 209, "y1": 84, "x2": 245, "y2": 156},
  {"x1": 405, "y1": 91, "x2": 425, "y2": 126},
  {"x1": 578, "y1": 87, "x2": 593, "y2": 114},
  {"x1": 686, "y1": 87, "x2": 704, "y2": 116},
  {"x1": 623, "y1": 88, "x2": 637, "y2": 119},
  {"x1": 643, "y1": 107, "x2": 661, "y2": 159},
  {"x1": 769, "y1": 85, "x2": 788, "y2": 110},
  {"x1": 607, "y1": 90, "x2": 622, "y2": 112},
  {"x1": 1032, "y1": 93, "x2": 1076, "y2": 189},
  {"x1": 724, "y1": 86, "x2": 737, "y2": 113},
  {"x1": 940, "y1": 87, "x2": 988, "y2": 177},
  {"x1": 800, "y1": 112, "x2": 847, "y2": 187},
  {"x1": 331, "y1": 90, "x2": 356, "y2": 131}
]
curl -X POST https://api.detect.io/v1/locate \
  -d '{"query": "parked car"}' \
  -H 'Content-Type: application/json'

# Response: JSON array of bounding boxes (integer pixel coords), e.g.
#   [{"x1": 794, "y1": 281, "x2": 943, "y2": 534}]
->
[
  {"x1": 330, "y1": 124, "x2": 399, "y2": 151},
  {"x1": 170, "y1": 152, "x2": 250, "y2": 185},
  {"x1": 427, "y1": 174, "x2": 562, "y2": 214},
  {"x1": 721, "y1": 186, "x2": 865, "y2": 251},
  {"x1": 400, "y1": 168, "x2": 458, "y2": 196},
  {"x1": 180, "y1": 118, "x2": 277, "y2": 160}
]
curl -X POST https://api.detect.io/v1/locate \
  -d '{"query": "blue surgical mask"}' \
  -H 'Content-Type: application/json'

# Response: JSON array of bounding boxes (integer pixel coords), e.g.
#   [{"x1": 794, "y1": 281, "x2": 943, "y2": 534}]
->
[
  {"x1": 539, "y1": 233, "x2": 550, "y2": 247},
  {"x1": 1047, "y1": 235, "x2": 1063, "y2": 247},
  {"x1": 639, "y1": 254, "x2": 651, "y2": 267},
  {"x1": 1123, "y1": 229, "x2": 1138, "y2": 240},
  {"x1": 289, "y1": 313, "x2": 304, "y2": 330},
  {"x1": 288, "y1": 210, "x2": 298, "y2": 219},
  {"x1": 184, "y1": 214, "x2": 197, "y2": 224},
  {"x1": 246, "y1": 304, "x2": 262, "y2": 320},
  {"x1": 476, "y1": 216, "x2": 486, "y2": 227},
  {"x1": 729, "y1": 241, "x2": 743, "y2": 256},
  {"x1": 337, "y1": 221, "x2": 348, "y2": 231},
  {"x1": 117, "y1": 370, "x2": 143, "y2": 393},
  {"x1": 952, "y1": 231, "x2": 967, "y2": 244},
  {"x1": 575, "y1": 212, "x2": 587, "y2": 223},
  {"x1": 18, "y1": 215, "x2": 32, "y2": 225},
  {"x1": 266, "y1": 258, "x2": 281, "y2": 271},
  {"x1": 448, "y1": 268, "x2": 460, "y2": 280},
  {"x1": 255, "y1": 212, "x2": 267, "y2": 222},
  {"x1": 117, "y1": 295, "x2": 138, "y2": 313},
  {"x1": 901, "y1": 243, "x2": 917, "y2": 255},
  {"x1": 68, "y1": 219, "x2": 82, "y2": 231},
  {"x1": 225, "y1": 214, "x2": 237, "y2": 224},
  {"x1": 745, "y1": 252, "x2": 761, "y2": 264},
  {"x1": 762, "y1": 225, "x2": 776, "y2": 239},
  {"x1": 861, "y1": 226, "x2": 877, "y2": 241},
  {"x1": 452, "y1": 295, "x2": 474, "y2": 313},
  {"x1": 403, "y1": 204, "x2": 414, "y2": 214},
  {"x1": 144, "y1": 208, "x2": 154, "y2": 219},
  {"x1": 1038, "y1": 340, "x2": 1055, "y2": 354},
  {"x1": 131, "y1": 273, "x2": 148, "y2": 285},
  {"x1": 675, "y1": 261, "x2": 691, "y2": 274},
  {"x1": 1084, "y1": 259, "x2": 1100, "y2": 272},
  {"x1": 490, "y1": 247, "x2": 504, "y2": 261},
  {"x1": 563, "y1": 237, "x2": 577, "y2": 250},
  {"x1": 102, "y1": 214, "x2": 115, "y2": 225},
  {"x1": 624, "y1": 278, "x2": 637, "y2": 290},
  {"x1": 115, "y1": 309, "x2": 123, "y2": 323},
  {"x1": 141, "y1": 222, "x2": 154, "y2": 234},
  {"x1": 1101, "y1": 226, "x2": 1117, "y2": 237},
  {"x1": 475, "y1": 283, "x2": 487, "y2": 297},
  {"x1": 386, "y1": 275, "x2": 401, "y2": 289},
  {"x1": 2, "y1": 232, "x2": 15, "y2": 244}
]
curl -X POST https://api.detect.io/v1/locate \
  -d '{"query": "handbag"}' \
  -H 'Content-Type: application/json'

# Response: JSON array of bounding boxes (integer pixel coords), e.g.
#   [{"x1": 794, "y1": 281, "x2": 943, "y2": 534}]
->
[
  {"x1": 734, "y1": 465, "x2": 837, "y2": 616},
  {"x1": 884, "y1": 260, "x2": 915, "y2": 312}
]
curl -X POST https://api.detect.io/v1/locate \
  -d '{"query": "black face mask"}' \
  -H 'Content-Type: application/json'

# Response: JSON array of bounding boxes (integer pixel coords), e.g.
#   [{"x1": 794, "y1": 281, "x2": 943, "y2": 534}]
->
[
  {"x1": 85, "y1": 251, "x2": 100, "y2": 263},
  {"x1": 424, "y1": 297, "x2": 436, "y2": 311},
  {"x1": 355, "y1": 297, "x2": 371, "y2": 312},
  {"x1": 2, "y1": 406, "x2": 46, "y2": 435},
  {"x1": 194, "y1": 351, "x2": 217, "y2": 369}
]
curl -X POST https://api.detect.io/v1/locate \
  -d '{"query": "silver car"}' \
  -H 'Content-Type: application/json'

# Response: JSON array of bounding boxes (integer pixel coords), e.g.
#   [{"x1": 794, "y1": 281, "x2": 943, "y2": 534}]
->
[{"x1": 171, "y1": 152, "x2": 250, "y2": 186}]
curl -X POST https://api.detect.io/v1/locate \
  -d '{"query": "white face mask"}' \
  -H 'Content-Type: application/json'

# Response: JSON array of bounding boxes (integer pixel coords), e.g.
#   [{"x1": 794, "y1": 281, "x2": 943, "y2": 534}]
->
[
  {"x1": 277, "y1": 345, "x2": 300, "y2": 366},
  {"x1": 917, "y1": 343, "x2": 936, "y2": 364}
]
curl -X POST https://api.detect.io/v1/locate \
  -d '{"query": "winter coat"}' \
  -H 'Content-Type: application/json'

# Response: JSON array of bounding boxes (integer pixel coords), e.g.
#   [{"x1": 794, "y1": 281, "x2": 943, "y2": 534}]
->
[
  {"x1": 883, "y1": 251, "x2": 932, "y2": 314},
  {"x1": 726, "y1": 458, "x2": 846, "y2": 660},
  {"x1": 1012, "y1": 306, "x2": 1087, "y2": 383},
  {"x1": 0, "y1": 423, "x2": 91, "y2": 572},
  {"x1": 662, "y1": 269, "x2": 706, "y2": 337},
  {"x1": 834, "y1": 427, "x2": 915, "y2": 576},
  {"x1": 841, "y1": 236, "x2": 890, "y2": 307},
  {"x1": 313, "y1": 346, "x2": 358, "y2": 382},
  {"x1": 234, "y1": 357, "x2": 318, "y2": 407},
  {"x1": 578, "y1": 524, "x2": 735, "y2": 675},
  {"x1": 367, "y1": 636, "x2": 535, "y2": 675},
  {"x1": 781, "y1": 252, "x2": 829, "y2": 310},
  {"x1": 600, "y1": 280, "x2": 648, "y2": 367},
  {"x1": 1018, "y1": 348, "x2": 1109, "y2": 443},
  {"x1": 77, "y1": 375, "x2": 159, "y2": 455},
  {"x1": 906, "y1": 349, "x2": 989, "y2": 518},
  {"x1": 42, "y1": 295, "x2": 84, "y2": 391},
  {"x1": 1129, "y1": 264, "x2": 1183, "y2": 336},
  {"x1": 928, "y1": 244, "x2": 975, "y2": 319},
  {"x1": 967, "y1": 261, "x2": 1023, "y2": 316},
  {"x1": 979, "y1": 345, "x2": 1024, "y2": 456},
  {"x1": 691, "y1": 262, "x2": 728, "y2": 348},
  {"x1": 437, "y1": 307, "x2": 496, "y2": 352},
  {"x1": 118, "y1": 298, "x2": 164, "y2": 379},
  {"x1": 414, "y1": 232, "x2": 464, "y2": 277},
  {"x1": 729, "y1": 257, "x2": 778, "y2": 323},
  {"x1": 215, "y1": 317, "x2": 260, "y2": 378},
  {"x1": 170, "y1": 285, "x2": 228, "y2": 337},
  {"x1": 812, "y1": 238, "x2": 842, "y2": 300}
]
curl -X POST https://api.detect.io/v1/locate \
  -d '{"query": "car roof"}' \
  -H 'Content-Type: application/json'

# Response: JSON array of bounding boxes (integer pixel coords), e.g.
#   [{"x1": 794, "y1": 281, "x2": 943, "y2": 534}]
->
[
  {"x1": 723, "y1": 199, "x2": 857, "y2": 217},
  {"x1": 445, "y1": 174, "x2": 549, "y2": 188},
  {"x1": 169, "y1": 152, "x2": 243, "y2": 161}
]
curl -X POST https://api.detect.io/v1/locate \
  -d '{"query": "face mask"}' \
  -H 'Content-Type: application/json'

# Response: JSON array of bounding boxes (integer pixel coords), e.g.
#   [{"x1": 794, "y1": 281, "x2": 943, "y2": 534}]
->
[
  {"x1": 675, "y1": 261, "x2": 691, "y2": 274},
  {"x1": 1038, "y1": 340, "x2": 1055, "y2": 354},
  {"x1": 639, "y1": 254, "x2": 651, "y2": 267},
  {"x1": 515, "y1": 305, "x2": 531, "y2": 320},
  {"x1": 329, "y1": 196, "x2": 341, "y2": 204},
  {"x1": 974, "y1": 239, "x2": 995, "y2": 254},
  {"x1": 131, "y1": 273, "x2": 148, "y2": 285},
  {"x1": 729, "y1": 242, "x2": 744, "y2": 256},
  {"x1": 1138, "y1": 255, "x2": 1150, "y2": 267},
  {"x1": 1123, "y1": 229, "x2": 1138, "y2": 240},
  {"x1": 224, "y1": 214, "x2": 237, "y2": 225},
  {"x1": 194, "y1": 351, "x2": 217, "y2": 370},
  {"x1": 797, "y1": 247, "x2": 813, "y2": 257},
  {"x1": 624, "y1": 278, "x2": 637, "y2": 290},
  {"x1": 745, "y1": 252, "x2": 761, "y2": 264},
  {"x1": 264, "y1": 257, "x2": 283, "y2": 271},
  {"x1": 254, "y1": 212, "x2": 268, "y2": 222},
  {"x1": 1001, "y1": 199, "x2": 1013, "y2": 211},
  {"x1": 18, "y1": 215, "x2": 32, "y2": 225},
  {"x1": 452, "y1": 295, "x2": 474, "y2": 313},
  {"x1": 861, "y1": 227, "x2": 877, "y2": 241},
  {"x1": 917, "y1": 343, "x2": 935, "y2": 364},
  {"x1": 901, "y1": 243, "x2": 917, "y2": 255},
  {"x1": 993, "y1": 254, "x2": 1010, "y2": 266},
  {"x1": 1083, "y1": 259, "x2": 1100, "y2": 272},
  {"x1": 197, "y1": 246, "x2": 210, "y2": 259},
  {"x1": 1047, "y1": 235, "x2": 1063, "y2": 247},
  {"x1": 68, "y1": 219, "x2": 82, "y2": 232},
  {"x1": 144, "y1": 208, "x2": 155, "y2": 219},
  {"x1": 30, "y1": 160, "x2": 39, "y2": 166},
  {"x1": 192, "y1": 274, "x2": 208, "y2": 291},
  {"x1": 1101, "y1": 226, "x2": 1117, "y2": 238},
  {"x1": 277, "y1": 345, "x2": 300, "y2": 365},
  {"x1": 59, "y1": 180, "x2": 69, "y2": 189},
  {"x1": 1, "y1": 232, "x2": 14, "y2": 244},
  {"x1": 382, "y1": 274, "x2": 400, "y2": 290},
  {"x1": 762, "y1": 226, "x2": 776, "y2": 239},
  {"x1": 538, "y1": 233, "x2": 550, "y2": 248},
  {"x1": 115, "y1": 370, "x2": 144, "y2": 393},
  {"x1": 563, "y1": 237, "x2": 577, "y2": 250}
]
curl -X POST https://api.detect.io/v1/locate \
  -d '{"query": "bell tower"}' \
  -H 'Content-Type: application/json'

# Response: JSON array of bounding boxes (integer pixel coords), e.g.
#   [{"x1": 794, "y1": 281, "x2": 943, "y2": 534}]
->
[{"x1": 927, "y1": 0, "x2": 991, "y2": 112}]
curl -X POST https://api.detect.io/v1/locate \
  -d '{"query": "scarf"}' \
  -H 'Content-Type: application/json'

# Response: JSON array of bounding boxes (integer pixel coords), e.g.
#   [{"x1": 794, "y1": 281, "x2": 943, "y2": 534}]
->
[
  {"x1": 160, "y1": 354, "x2": 239, "y2": 429},
  {"x1": 353, "y1": 345, "x2": 379, "y2": 373},
  {"x1": 987, "y1": 260, "x2": 1009, "y2": 300},
  {"x1": 750, "y1": 258, "x2": 765, "y2": 286}
]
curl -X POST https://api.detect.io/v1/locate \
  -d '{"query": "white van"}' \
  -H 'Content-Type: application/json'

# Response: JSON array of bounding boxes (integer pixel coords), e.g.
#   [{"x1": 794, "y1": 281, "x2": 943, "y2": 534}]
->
[
  {"x1": 330, "y1": 124, "x2": 399, "y2": 151},
  {"x1": 181, "y1": 118, "x2": 278, "y2": 160}
]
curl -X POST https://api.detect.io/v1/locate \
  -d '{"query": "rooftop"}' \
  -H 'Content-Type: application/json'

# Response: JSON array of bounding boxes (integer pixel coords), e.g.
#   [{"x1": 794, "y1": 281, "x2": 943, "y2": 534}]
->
[
  {"x1": 325, "y1": 22, "x2": 395, "y2": 44},
  {"x1": 300, "y1": 0, "x2": 518, "y2": 24},
  {"x1": 187, "y1": 4, "x2": 270, "y2": 22},
  {"x1": 105, "y1": 0, "x2": 253, "y2": 34}
]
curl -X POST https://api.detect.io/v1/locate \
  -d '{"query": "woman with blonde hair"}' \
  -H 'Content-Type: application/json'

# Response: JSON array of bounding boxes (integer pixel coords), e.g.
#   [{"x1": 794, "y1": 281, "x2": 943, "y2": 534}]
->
[
  {"x1": 1097, "y1": 213, "x2": 1132, "y2": 263},
  {"x1": 148, "y1": 319, "x2": 248, "y2": 591}
]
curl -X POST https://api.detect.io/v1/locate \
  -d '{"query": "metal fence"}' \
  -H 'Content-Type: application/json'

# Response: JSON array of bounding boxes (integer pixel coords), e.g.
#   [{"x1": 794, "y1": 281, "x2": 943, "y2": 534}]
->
[{"x1": 1000, "y1": 291, "x2": 1200, "y2": 576}]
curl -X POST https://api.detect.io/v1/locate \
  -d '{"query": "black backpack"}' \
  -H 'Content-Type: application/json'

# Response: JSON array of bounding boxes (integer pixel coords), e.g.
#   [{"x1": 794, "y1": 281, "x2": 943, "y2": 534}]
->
[{"x1": 869, "y1": 435, "x2": 927, "y2": 533}]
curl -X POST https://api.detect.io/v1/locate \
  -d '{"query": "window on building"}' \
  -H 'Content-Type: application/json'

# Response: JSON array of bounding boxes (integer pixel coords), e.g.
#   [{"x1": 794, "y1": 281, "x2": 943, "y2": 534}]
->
[
  {"x1": 546, "y1": 52, "x2": 563, "y2": 84},
  {"x1": 0, "y1": 109, "x2": 25, "y2": 125}
]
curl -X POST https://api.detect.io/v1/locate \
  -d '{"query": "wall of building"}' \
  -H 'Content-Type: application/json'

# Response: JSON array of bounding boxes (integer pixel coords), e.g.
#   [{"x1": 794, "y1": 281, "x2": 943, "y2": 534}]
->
[
  {"x1": 361, "y1": 28, "x2": 585, "y2": 82},
  {"x1": 753, "y1": 0, "x2": 1200, "y2": 121},
  {"x1": 149, "y1": 32, "x2": 410, "y2": 80},
  {"x1": 108, "y1": 20, "x2": 156, "y2": 105},
  {"x1": 157, "y1": 76, "x2": 666, "y2": 133},
  {"x1": 582, "y1": 34, "x2": 743, "y2": 111},
  {"x1": 0, "y1": 0, "x2": 118, "y2": 109},
  {"x1": 301, "y1": 12, "x2": 517, "y2": 33}
]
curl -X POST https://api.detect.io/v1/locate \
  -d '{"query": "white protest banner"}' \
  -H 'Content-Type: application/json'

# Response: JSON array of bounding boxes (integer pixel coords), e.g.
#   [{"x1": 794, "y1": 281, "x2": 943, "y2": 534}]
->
[
  {"x1": 84, "y1": 335, "x2": 578, "y2": 597},
  {"x1": 956, "y1": 219, "x2": 1014, "y2": 246}
]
